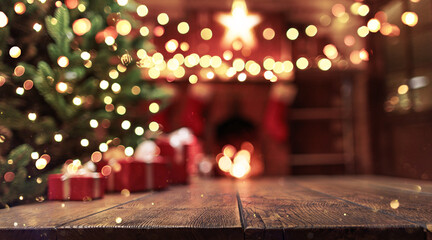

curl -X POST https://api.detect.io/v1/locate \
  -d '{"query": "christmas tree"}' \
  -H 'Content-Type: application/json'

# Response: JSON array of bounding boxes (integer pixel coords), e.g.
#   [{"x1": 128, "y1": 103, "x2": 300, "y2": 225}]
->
[{"x1": 0, "y1": 0, "x2": 167, "y2": 207}]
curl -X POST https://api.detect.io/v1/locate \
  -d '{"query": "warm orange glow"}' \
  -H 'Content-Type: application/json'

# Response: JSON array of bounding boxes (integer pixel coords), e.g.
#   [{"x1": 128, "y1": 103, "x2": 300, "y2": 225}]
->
[
  {"x1": 65, "y1": 0, "x2": 79, "y2": 9},
  {"x1": 116, "y1": 19, "x2": 132, "y2": 36},
  {"x1": 359, "y1": 49, "x2": 369, "y2": 61},
  {"x1": 218, "y1": 156, "x2": 232, "y2": 172},
  {"x1": 153, "y1": 26, "x2": 165, "y2": 37},
  {"x1": 165, "y1": 39, "x2": 179, "y2": 53},
  {"x1": 323, "y1": 44, "x2": 338, "y2": 59},
  {"x1": 344, "y1": 35, "x2": 356, "y2": 46},
  {"x1": 332, "y1": 4, "x2": 345, "y2": 17},
  {"x1": 101, "y1": 165, "x2": 112, "y2": 176},
  {"x1": 73, "y1": 18, "x2": 92, "y2": 36},
  {"x1": 0, "y1": 11, "x2": 8, "y2": 28},
  {"x1": 223, "y1": 144, "x2": 236, "y2": 158},
  {"x1": 57, "y1": 56, "x2": 69, "y2": 68},
  {"x1": 380, "y1": 22, "x2": 392, "y2": 36},
  {"x1": 201, "y1": 28, "x2": 213, "y2": 40},
  {"x1": 217, "y1": 0, "x2": 261, "y2": 49},
  {"x1": 401, "y1": 12, "x2": 418, "y2": 27},
  {"x1": 56, "y1": 82, "x2": 68, "y2": 93},
  {"x1": 350, "y1": 50, "x2": 362, "y2": 64},
  {"x1": 23, "y1": 80, "x2": 33, "y2": 90},
  {"x1": 14, "y1": 2, "x2": 26, "y2": 15},
  {"x1": 262, "y1": 28, "x2": 275, "y2": 40},
  {"x1": 367, "y1": 18, "x2": 381, "y2": 33}
]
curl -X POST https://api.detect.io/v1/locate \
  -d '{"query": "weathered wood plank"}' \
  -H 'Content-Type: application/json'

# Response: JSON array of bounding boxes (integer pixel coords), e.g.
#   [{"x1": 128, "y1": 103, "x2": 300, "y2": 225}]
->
[
  {"x1": 0, "y1": 192, "x2": 149, "y2": 240},
  {"x1": 58, "y1": 178, "x2": 243, "y2": 240},
  {"x1": 237, "y1": 178, "x2": 423, "y2": 240},
  {"x1": 296, "y1": 176, "x2": 432, "y2": 225}
]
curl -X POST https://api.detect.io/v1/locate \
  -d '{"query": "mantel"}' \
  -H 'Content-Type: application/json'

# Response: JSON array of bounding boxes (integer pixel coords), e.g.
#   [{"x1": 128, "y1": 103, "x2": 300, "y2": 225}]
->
[{"x1": 1, "y1": 176, "x2": 431, "y2": 240}]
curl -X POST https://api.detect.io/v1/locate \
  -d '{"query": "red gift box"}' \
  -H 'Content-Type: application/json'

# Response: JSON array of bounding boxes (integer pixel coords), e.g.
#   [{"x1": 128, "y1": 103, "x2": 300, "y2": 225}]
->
[
  {"x1": 48, "y1": 173, "x2": 105, "y2": 201},
  {"x1": 156, "y1": 138, "x2": 189, "y2": 184},
  {"x1": 100, "y1": 157, "x2": 169, "y2": 192}
]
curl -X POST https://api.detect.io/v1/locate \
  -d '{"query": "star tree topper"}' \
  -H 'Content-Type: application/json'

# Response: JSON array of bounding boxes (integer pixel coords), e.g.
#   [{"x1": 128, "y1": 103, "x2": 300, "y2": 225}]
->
[{"x1": 217, "y1": 0, "x2": 261, "y2": 49}]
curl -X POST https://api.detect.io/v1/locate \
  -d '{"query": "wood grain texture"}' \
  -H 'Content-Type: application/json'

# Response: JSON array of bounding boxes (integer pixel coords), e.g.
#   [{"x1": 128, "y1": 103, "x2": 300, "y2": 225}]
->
[
  {"x1": 236, "y1": 178, "x2": 423, "y2": 240},
  {"x1": 0, "y1": 192, "x2": 149, "y2": 240},
  {"x1": 1, "y1": 176, "x2": 432, "y2": 240},
  {"x1": 296, "y1": 176, "x2": 432, "y2": 226},
  {"x1": 58, "y1": 178, "x2": 243, "y2": 240}
]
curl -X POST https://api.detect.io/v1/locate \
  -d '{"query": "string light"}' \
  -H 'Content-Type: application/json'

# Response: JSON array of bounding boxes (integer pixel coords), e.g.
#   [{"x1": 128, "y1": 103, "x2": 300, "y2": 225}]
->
[
  {"x1": 116, "y1": 20, "x2": 131, "y2": 36},
  {"x1": 80, "y1": 139, "x2": 89, "y2": 147},
  {"x1": 200, "y1": 28, "x2": 213, "y2": 40},
  {"x1": 318, "y1": 58, "x2": 332, "y2": 71},
  {"x1": 14, "y1": 2, "x2": 26, "y2": 15},
  {"x1": 90, "y1": 119, "x2": 98, "y2": 128},
  {"x1": 296, "y1": 57, "x2": 309, "y2": 70},
  {"x1": 305, "y1": 25, "x2": 318, "y2": 37},
  {"x1": 262, "y1": 28, "x2": 275, "y2": 40},
  {"x1": 149, "y1": 121, "x2": 159, "y2": 132},
  {"x1": 57, "y1": 56, "x2": 69, "y2": 68},
  {"x1": 28, "y1": 113, "x2": 37, "y2": 121},
  {"x1": 178, "y1": 22, "x2": 189, "y2": 34},
  {"x1": 0, "y1": 11, "x2": 8, "y2": 28},
  {"x1": 137, "y1": 5, "x2": 148, "y2": 17},
  {"x1": 9, "y1": 46, "x2": 21, "y2": 58},
  {"x1": 54, "y1": 133, "x2": 63, "y2": 142},
  {"x1": 72, "y1": 18, "x2": 91, "y2": 36},
  {"x1": 135, "y1": 126, "x2": 144, "y2": 136},
  {"x1": 56, "y1": 82, "x2": 68, "y2": 93},
  {"x1": 16, "y1": 87, "x2": 25, "y2": 95},
  {"x1": 121, "y1": 120, "x2": 131, "y2": 130},
  {"x1": 401, "y1": 12, "x2": 418, "y2": 27},
  {"x1": 33, "y1": 23, "x2": 42, "y2": 32},
  {"x1": 367, "y1": 19, "x2": 381, "y2": 33},
  {"x1": 286, "y1": 28, "x2": 299, "y2": 40},
  {"x1": 157, "y1": 13, "x2": 169, "y2": 25}
]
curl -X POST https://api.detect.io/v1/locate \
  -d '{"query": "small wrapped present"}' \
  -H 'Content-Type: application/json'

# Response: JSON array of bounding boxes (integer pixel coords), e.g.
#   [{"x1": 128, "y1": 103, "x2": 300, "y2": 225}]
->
[
  {"x1": 99, "y1": 143, "x2": 169, "y2": 192},
  {"x1": 48, "y1": 161, "x2": 105, "y2": 201},
  {"x1": 156, "y1": 128, "x2": 195, "y2": 184}
]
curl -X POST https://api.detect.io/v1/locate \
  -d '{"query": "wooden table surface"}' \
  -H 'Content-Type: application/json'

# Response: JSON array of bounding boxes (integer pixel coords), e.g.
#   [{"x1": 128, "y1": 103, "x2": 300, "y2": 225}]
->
[{"x1": 1, "y1": 175, "x2": 432, "y2": 240}]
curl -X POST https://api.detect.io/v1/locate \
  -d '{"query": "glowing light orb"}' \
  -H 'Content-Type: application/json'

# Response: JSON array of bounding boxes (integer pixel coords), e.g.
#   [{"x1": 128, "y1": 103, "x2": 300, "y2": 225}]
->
[
  {"x1": 137, "y1": 5, "x2": 148, "y2": 17},
  {"x1": 157, "y1": 13, "x2": 169, "y2": 25},
  {"x1": 318, "y1": 58, "x2": 332, "y2": 71},
  {"x1": 165, "y1": 39, "x2": 179, "y2": 53},
  {"x1": 305, "y1": 25, "x2": 318, "y2": 37},
  {"x1": 201, "y1": 28, "x2": 213, "y2": 40},
  {"x1": 149, "y1": 102, "x2": 160, "y2": 113},
  {"x1": 296, "y1": 57, "x2": 309, "y2": 70},
  {"x1": 9, "y1": 46, "x2": 21, "y2": 58},
  {"x1": 286, "y1": 28, "x2": 299, "y2": 40},
  {"x1": 72, "y1": 18, "x2": 92, "y2": 36},
  {"x1": 14, "y1": 2, "x2": 26, "y2": 15},
  {"x1": 323, "y1": 44, "x2": 338, "y2": 59},
  {"x1": 367, "y1": 18, "x2": 381, "y2": 33},
  {"x1": 57, "y1": 56, "x2": 69, "y2": 68},
  {"x1": 262, "y1": 28, "x2": 275, "y2": 40},
  {"x1": 401, "y1": 12, "x2": 418, "y2": 27},
  {"x1": 0, "y1": 11, "x2": 8, "y2": 28},
  {"x1": 56, "y1": 82, "x2": 68, "y2": 93},
  {"x1": 149, "y1": 121, "x2": 159, "y2": 132},
  {"x1": 178, "y1": 22, "x2": 189, "y2": 34},
  {"x1": 116, "y1": 20, "x2": 132, "y2": 36},
  {"x1": 218, "y1": 156, "x2": 232, "y2": 172},
  {"x1": 135, "y1": 126, "x2": 144, "y2": 136}
]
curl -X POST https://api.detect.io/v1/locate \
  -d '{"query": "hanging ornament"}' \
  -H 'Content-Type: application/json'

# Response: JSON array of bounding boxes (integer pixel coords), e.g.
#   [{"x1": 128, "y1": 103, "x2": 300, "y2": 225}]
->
[{"x1": 120, "y1": 51, "x2": 133, "y2": 66}]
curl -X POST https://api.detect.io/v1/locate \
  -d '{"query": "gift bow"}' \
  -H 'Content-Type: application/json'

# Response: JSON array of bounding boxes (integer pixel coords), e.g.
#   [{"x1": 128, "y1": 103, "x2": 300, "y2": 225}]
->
[{"x1": 61, "y1": 161, "x2": 99, "y2": 181}]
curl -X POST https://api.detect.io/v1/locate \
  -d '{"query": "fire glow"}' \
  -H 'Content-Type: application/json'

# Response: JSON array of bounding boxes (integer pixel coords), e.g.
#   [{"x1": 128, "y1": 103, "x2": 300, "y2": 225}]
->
[{"x1": 217, "y1": 142, "x2": 254, "y2": 179}]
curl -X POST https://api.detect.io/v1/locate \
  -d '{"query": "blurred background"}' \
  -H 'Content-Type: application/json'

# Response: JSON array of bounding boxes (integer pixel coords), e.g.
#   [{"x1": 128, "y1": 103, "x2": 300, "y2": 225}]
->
[{"x1": 137, "y1": 0, "x2": 432, "y2": 180}]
